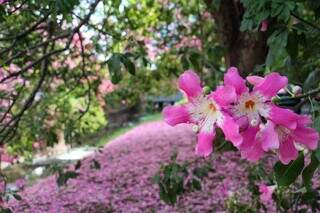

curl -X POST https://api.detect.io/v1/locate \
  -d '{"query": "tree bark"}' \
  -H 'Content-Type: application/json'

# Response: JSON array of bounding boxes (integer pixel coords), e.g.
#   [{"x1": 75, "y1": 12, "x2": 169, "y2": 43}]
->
[{"x1": 205, "y1": 0, "x2": 268, "y2": 76}]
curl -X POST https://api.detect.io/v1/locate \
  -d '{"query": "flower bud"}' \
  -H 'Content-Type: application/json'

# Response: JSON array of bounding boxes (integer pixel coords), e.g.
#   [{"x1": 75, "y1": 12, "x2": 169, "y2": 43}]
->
[{"x1": 203, "y1": 86, "x2": 211, "y2": 95}]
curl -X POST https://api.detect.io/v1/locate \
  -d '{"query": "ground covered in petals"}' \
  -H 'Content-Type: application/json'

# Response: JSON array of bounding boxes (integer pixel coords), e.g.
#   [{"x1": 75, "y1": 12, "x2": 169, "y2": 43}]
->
[{"x1": 9, "y1": 121, "x2": 272, "y2": 212}]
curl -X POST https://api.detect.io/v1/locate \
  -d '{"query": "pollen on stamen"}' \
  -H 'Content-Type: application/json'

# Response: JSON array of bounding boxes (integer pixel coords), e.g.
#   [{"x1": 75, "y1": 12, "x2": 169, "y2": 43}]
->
[
  {"x1": 192, "y1": 124, "x2": 199, "y2": 133},
  {"x1": 245, "y1": 100, "x2": 255, "y2": 110},
  {"x1": 250, "y1": 119, "x2": 258, "y2": 126},
  {"x1": 208, "y1": 103, "x2": 216, "y2": 112}
]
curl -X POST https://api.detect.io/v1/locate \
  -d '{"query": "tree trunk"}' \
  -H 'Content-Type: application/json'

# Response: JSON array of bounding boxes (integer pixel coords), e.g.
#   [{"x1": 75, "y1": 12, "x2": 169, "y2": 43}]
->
[{"x1": 205, "y1": 0, "x2": 268, "y2": 76}]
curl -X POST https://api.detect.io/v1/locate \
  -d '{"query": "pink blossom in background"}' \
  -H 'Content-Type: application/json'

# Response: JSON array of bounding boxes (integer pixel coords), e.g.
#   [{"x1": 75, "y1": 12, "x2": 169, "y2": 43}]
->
[
  {"x1": 71, "y1": 33, "x2": 89, "y2": 50},
  {"x1": 202, "y1": 12, "x2": 211, "y2": 20},
  {"x1": 163, "y1": 70, "x2": 242, "y2": 157},
  {"x1": 52, "y1": 61, "x2": 62, "y2": 69},
  {"x1": 144, "y1": 38, "x2": 160, "y2": 61},
  {"x1": 49, "y1": 77, "x2": 64, "y2": 90},
  {"x1": 190, "y1": 36, "x2": 202, "y2": 50},
  {"x1": 9, "y1": 64, "x2": 20, "y2": 73},
  {"x1": 0, "y1": 0, "x2": 8, "y2": 4},
  {"x1": 0, "y1": 180, "x2": 5, "y2": 194},
  {"x1": 175, "y1": 36, "x2": 202, "y2": 50},
  {"x1": 98, "y1": 79, "x2": 116, "y2": 95},
  {"x1": 259, "y1": 184, "x2": 275, "y2": 204},
  {"x1": 32, "y1": 141, "x2": 43, "y2": 149},
  {"x1": 260, "y1": 20, "x2": 269, "y2": 32},
  {"x1": 143, "y1": 37, "x2": 170, "y2": 61},
  {"x1": 65, "y1": 57, "x2": 77, "y2": 69},
  {"x1": 72, "y1": 33, "x2": 82, "y2": 49}
]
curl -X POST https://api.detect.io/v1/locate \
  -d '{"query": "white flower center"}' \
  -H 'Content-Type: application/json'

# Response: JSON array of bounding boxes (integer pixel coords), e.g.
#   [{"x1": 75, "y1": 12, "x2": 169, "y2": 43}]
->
[
  {"x1": 188, "y1": 96, "x2": 223, "y2": 133},
  {"x1": 233, "y1": 92, "x2": 270, "y2": 126}
]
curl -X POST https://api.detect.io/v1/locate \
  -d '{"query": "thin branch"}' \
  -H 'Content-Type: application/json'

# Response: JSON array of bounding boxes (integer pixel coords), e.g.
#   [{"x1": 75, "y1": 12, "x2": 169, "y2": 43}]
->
[
  {"x1": 0, "y1": 12, "x2": 51, "y2": 41},
  {"x1": 278, "y1": 86, "x2": 320, "y2": 101},
  {"x1": 0, "y1": 0, "x2": 102, "y2": 143},
  {"x1": 291, "y1": 13, "x2": 320, "y2": 32}
]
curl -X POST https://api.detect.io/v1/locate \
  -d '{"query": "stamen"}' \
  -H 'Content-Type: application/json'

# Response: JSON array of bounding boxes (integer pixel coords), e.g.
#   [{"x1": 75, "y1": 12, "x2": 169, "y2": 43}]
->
[
  {"x1": 208, "y1": 103, "x2": 216, "y2": 112},
  {"x1": 245, "y1": 100, "x2": 255, "y2": 110}
]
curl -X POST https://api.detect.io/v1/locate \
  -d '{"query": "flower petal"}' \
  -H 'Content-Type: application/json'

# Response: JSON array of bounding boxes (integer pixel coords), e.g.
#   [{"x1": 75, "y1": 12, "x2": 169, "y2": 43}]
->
[
  {"x1": 279, "y1": 137, "x2": 298, "y2": 165},
  {"x1": 258, "y1": 121, "x2": 279, "y2": 151},
  {"x1": 293, "y1": 125, "x2": 319, "y2": 150},
  {"x1": 239, "y1": 126, "x2": 259, "y2": 150},
  {"x1": 209, "y1": 85, "x2": 237, "y2": 106},
  {"x1": 195, "y1": 130, "x2": 215, "y2": 157},
  {"x1": 296, "y1": 114, "x2": 312, "y2": 125},
  {"x1": 235, "y1": 116, "x2": 249, "y2": 131},
  {"x1": 224, "y1": 67, "x2": 248, "y2": 95},
  {"x1": 241, "y1": 141, "x2": 264, "y2": 162},
  {"x1": 246, "y1": 75, "x2": 264, "y2": 86},
  {"x1": 162, "y1": 105, "x2": 190, "y2": 126},
  {"x1": 238, "y1": 126, "x2": 264, "y2": 161},
  {"x1": 178, "y1": 70, "x2": 202, "y2": 100},
  {"x1": 268, "y1": 105, "x2": 297, "y2": 130},
  {"x1": 254, "y1": 72, "x2": 288, "y2": 99},
  {"x1": 218, "y1": 113, "x2": 242, "y2": 147}
]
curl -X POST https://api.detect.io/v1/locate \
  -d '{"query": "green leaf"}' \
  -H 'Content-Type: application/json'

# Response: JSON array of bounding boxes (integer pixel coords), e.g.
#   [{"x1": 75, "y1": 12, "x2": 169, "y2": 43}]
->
[
  {"x1": 107, "y1": 54, "x2": 122, "y2": 84},
  {"x1": 302, "y1": 152, "x2": 319, "y2": 188},
  {"x1": 303, "y1": 70, "x2": 320, "y2": 92},
  {"x1": 55, "y1": 0, "x2": 80, "y2": 15},
  {"x1": 188, "y1": 50, "x2": 201, "y2": 71},
  {"x1": 0, "y1": 208, "x2": 13, "y2": 213},
  {"x1": 91, "y1": 159, "x2": 101, "y2": 170},
  {"x1": 13, "y1": 193, "x2": 22, "y2": 201},
  {"x1": 286, "y1": 32, "x2": 299, "y2": 60},
  {"x1": 274, "y1": 153, "x2": 305, "y2": 186},
  {"x1": 120, "y1": 55, "x2": 136, "y2": 75},
  {"x1": 75, "y1": 160, "x2": 82, "y2": 170},
  {"x1": 180, "y1": 55, "x2": 189, "y2": 70},
  {"x1": 57, "y1": 171, "x2": 79, "y2": 186},
  {"x1": 314, "y1": 148, "x2": 320, "y2": 161},
  {"x1": 191, "y1": 179, "x2": 201, "y2": 190}
]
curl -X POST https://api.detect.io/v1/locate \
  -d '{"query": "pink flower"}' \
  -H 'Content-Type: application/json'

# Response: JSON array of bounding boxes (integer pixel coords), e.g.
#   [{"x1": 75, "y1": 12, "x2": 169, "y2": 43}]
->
[
  {"x1": 9, "y1": 64, "x2": 20, "y2": 73},
  {"x1": 259, "y1": 184, "x2": 275, "y2": 203},
  {"x1": 269, "y1": 116, "x2": 318, "y2": 164},
  {"x1": 52, "y1": 61, "x2": 62, "y2": 69},
  {"x1": 32, "y1": 142, "x2": 40, "y2": 149},
  {"x1": 163, "y1": 70, "x2": 242, "y2": 157},
  {"x1": 260, "y1": 20, "x2": 268, "y2": 32},
  {"x1": 65, "y1": 57, "x2": 77, "y2": 69},
  {"x1": 225, "y1": 67, "x2": 293, "y2": 129},
  {"x1": 224, "y1": 67, "x2": 319, "y2": 164}
]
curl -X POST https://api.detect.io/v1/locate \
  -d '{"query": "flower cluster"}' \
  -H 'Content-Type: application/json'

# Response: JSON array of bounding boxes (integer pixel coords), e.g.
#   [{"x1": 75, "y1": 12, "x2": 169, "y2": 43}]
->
[{"x1": 163, "y1": 68, "x2": 319, "y2": 164}]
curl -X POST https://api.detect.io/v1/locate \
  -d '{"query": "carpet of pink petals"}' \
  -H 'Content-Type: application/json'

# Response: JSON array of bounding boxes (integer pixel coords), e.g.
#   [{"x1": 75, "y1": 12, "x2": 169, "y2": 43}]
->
[{"x1": 9, "y1": 121, "x2": 276, "y2": 212}]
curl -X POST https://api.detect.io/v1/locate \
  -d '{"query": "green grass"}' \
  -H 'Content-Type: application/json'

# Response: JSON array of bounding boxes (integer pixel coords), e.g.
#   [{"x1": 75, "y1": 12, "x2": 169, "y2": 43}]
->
[{"x1": 94, "y1": 113, "x2": 162, "y2": 147}]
